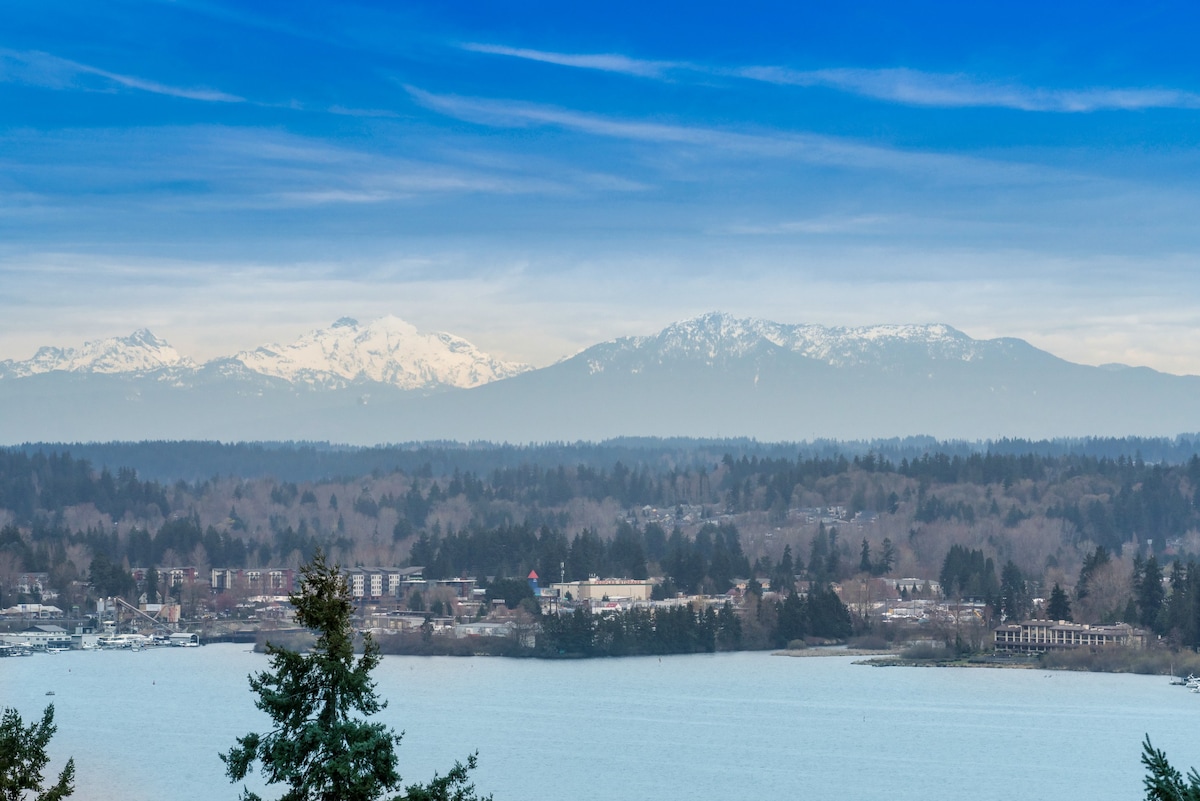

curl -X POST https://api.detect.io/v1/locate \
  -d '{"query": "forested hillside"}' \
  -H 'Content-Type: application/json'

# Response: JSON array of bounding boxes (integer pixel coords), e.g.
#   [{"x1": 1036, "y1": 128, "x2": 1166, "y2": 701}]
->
[{"x1": 4, "y1": 439, "x2": 1200, "y2": 647}]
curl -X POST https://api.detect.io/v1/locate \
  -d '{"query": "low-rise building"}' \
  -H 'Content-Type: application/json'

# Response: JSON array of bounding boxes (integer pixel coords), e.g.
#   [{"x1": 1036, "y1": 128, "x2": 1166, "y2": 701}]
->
[
  {"x1": 211, "y1": 568, "x2": 295, "y2": 595},
  {"x1": 0, "y1": 624, "x2": 72, "y2": 650},
  {"x1": 994, "y1": 620, "x2": 1147, "y2": 653},
  {"x1": 132, "y1": 566, "x2": 199, "y2": 584},
  {"x1": 344, "y1": 567, "x2": 425, "y2": 600},
  {"x1": 549, "y1": 577, "x2": 654, "y2": 603},
  {"x1": 0, "y1": 603, "x2": 64, "y2": 618}
]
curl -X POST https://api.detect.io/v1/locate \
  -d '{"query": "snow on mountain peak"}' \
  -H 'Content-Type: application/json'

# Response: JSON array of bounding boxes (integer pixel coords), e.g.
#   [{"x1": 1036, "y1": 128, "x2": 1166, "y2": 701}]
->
[
  {"x1": 231, "y1": 316, "x2": 531, "y2": 390},
  {"x1": 585, "y1": 313, "x2": 990, "y2": 372},
  {"x1": 0, "y1": 329, "x2": 189, "y2": 378}
]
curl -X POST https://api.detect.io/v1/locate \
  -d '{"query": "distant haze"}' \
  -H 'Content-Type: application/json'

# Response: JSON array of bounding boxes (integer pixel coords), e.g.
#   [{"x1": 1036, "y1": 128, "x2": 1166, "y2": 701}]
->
[{"x1": 0, "y1": 313, "x2": 1196, "y2": 444}]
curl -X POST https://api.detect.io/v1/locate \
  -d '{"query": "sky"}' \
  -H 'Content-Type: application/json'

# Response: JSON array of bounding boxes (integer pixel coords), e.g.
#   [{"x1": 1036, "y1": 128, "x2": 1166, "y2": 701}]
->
[{"x1": 3, "y1": 1, "x2": 1200, "y2": 372}]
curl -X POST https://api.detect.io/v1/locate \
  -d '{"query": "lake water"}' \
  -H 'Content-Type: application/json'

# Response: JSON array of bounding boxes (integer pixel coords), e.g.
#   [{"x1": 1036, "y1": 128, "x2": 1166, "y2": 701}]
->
[{"x1": 3, "y1": 645, "x2": 1198, "y2": 800}]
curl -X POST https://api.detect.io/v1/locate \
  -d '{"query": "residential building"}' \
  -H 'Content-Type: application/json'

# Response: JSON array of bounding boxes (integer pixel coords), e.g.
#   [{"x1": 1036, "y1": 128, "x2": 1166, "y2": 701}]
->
[
  {"x1": 343, "y1": 567, "x2": 424, "y2": 600},
  {"x1": 211, "y1": 568, "x2": 295, "y2": 595}
]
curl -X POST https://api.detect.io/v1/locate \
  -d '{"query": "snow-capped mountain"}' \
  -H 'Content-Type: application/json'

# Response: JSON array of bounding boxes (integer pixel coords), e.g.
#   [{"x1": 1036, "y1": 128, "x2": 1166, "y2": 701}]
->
[
  {"x1": 0, "y1": 329, "x2": 191, "y2": 379},
  {"x1": 0, "y1": 317, "x2": 530, "y2": 391},
  {"x1": 229, "y1": 316, "x2": 531, "y2": 390},
  {"x1": 575, "y1": 312, "x2": 1021, "y2": 373},
  {"x1": 1, "y1": 311, "x2": 1197, "y2": 444}
]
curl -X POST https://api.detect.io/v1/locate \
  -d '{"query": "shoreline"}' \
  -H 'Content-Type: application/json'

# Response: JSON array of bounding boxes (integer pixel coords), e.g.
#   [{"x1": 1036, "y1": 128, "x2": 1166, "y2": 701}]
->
[
  {"x1": 773, "y1": 646, "x2": 894, "y2": 658},
  {"x1": 853, "y1": 649, "x2": 1200, "y2": 677},
  {"x1": 857, "y1": 655, "x2": 1041, "y2": 669}
]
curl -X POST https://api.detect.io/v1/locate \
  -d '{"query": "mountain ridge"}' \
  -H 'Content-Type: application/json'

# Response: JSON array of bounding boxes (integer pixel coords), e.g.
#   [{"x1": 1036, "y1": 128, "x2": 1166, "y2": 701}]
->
[
  {"x1": 1, "y1": 312, "x2": 1196, "y2": 444},
  {"x1": 0, "y1": 316, "x2": 531, "y2": 391},
  {"x1": 576, "y1": 312, "x2": 1046, "y2": 373},
  {"x1": 0, "y1": 312, "x2": 1075, "y2": 388}
]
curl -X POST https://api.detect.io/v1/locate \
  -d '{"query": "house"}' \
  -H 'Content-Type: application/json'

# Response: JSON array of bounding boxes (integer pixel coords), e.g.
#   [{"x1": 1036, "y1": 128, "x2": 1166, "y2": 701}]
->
[
  {"x1": 0, "y1": 603, "x2": 64, "y2": 619},
  {"x1": 16, "y1": 572, "x2": 52, "y2": 597}
]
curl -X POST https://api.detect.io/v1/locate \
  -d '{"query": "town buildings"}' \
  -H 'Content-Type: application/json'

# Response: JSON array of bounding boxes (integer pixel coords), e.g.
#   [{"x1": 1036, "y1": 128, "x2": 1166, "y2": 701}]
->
[{"x1": 548, "y1": 577, "x2": 654, "y2": 603}]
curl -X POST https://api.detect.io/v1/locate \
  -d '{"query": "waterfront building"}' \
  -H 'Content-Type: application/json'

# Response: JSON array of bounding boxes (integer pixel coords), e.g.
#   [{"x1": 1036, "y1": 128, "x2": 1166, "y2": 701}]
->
[
  {"x1": 0, "y1": 624, "x2": 72, "y2": 650},
  {"x1": 993, "y1": 620, "x2": 1147, "y2": 653}
]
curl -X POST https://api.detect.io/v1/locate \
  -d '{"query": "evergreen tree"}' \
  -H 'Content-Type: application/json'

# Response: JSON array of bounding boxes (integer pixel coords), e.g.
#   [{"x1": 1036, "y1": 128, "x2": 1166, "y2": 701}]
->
[
  {"x1": 1046, "y1": 583, "x2": 1072, "y2": 622},
  {"x1": 771, "y1": 546, "x2": 795, "y2": 592},
  {"x1": 826, "y1": 527, "x2": 842, "y2": 580},
  {"x1": 808, "y1": 524, "x2": 829, "y2": 583},
  {"x1": 1141, "y1": 736, "x2": 1200, "y2": 801},
  {"x1": 775, "y1": 589, "x2": 806, "y2": 646},
  {"x1": 1163, "y1": 560, "x2": 1199, "y2": 647},
  {"x1": 1138, "y1": 555, "x2": 1166, "y2": 632},
  {"x1": 222, "y1": 549, "x2": 488, "y2": 801},
  {"x1": 1077, "y1": 546, "x2": 1110, "y2": 600},
  {"x1": 806, "y1": 584, "x2": 854, "y2": 639},
  {"x1": 145, "y1": 566, "x2": 159, "y2": 605},
  {"x1": 408, "y1": 591, "x2": 424, "y2": 613},
  {"x1": 872, "y1": 538, "x2": 896, "y2": 577},
  {"x1": 0, "y1": 703, "x2": 75, "y2": 801},
  {"x1": 999, "y1": 561, "x2": 1029, "y2": 621}
]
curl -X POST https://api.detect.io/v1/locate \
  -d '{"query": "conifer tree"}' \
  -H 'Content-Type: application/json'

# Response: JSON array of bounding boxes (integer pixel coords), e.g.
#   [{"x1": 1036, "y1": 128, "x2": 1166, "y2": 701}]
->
[
  {"x1": 1142, "y1": 736, "x2": 1200, "y2": 801},
  {"x1": 0, "y1": 703, "x2": 75, "y2": 801},
  {"x1": 223, "y1": 549, "x2": 487, "y2": 801},
  {"x1": 1046, "y1": 583, "x2": 1072, "y2": 621}
]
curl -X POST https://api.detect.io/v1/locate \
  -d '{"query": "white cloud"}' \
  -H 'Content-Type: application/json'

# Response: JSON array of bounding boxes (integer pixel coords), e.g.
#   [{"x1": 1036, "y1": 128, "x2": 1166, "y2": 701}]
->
[
  {"x1": 737, "y1": 66, "x2": 1200, "y2": 112},
  {"x1": 462, "y1": 42, "x2": 1200, "y2": 113},
  {"x1": 326, "y1": 105, "x2": 401, "y2": 118},
  {"x1": 404, "y1": 85, "x2": 1072, "y2": 184},
  {"x1": 460, "y1": 43, "x2": 682, "y2": 78},
  {"x1": 0, "y1": 47, "x2": 243, "y2": 102},
  {"x1": 0, "y1": 125, "x2": 649, "y2": 214}
]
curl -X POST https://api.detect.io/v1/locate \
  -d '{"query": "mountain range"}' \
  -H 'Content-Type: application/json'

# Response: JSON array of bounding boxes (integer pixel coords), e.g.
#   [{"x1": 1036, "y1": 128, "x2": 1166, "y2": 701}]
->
[
  {"x1": 0, "y1": 316, "x2": 529, "y2": 390},
  {"x1": 1, "y1": 312, "x2": 1196, "y2": 443}
]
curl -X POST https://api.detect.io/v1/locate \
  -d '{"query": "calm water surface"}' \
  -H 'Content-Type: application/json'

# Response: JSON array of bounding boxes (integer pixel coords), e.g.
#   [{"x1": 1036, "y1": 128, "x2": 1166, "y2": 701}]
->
[{"x1": 3, "y1": 645, "x2": 1198, "y2": 800}]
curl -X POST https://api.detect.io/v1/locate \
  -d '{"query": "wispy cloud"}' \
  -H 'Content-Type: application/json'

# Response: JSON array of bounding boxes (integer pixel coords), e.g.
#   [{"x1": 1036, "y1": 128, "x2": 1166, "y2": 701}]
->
[
  {"x1": 326, "y1": 105, "x2": 401, "y2": 118},
  {"x1": 460, "y1": 42, "x2": 682, "y2": 79},
  {"x1": 463, "y1": 42, "x2": 1200, "y2": 113},
  {"x1": 0, "y1": 124, "x2": 648, "y2": 215},
  {"x1": 403, "y1": 85, "x2": 1060, "y2": 183},
  {"x1": 0, "y1": 47, "x2": 243, "y2": 102},
  {"x1": 737, "y1": 66, "x2": 1200, "y2": 112}
]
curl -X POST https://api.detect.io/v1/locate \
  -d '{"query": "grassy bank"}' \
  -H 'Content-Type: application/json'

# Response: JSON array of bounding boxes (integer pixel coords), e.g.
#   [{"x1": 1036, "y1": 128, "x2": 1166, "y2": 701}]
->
[
  {"x1": 862, "y1": 644, "x2": 1200, "y2": 675},
  {"x1": 1039, "y1": 647, "x2": 1200, "y2": 675}
]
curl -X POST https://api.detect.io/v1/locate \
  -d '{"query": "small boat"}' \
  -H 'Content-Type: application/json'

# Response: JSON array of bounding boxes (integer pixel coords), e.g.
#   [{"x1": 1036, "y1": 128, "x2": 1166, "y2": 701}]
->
[{"x1": 45, "y1": 691, "x2": 54, "y2": 696}]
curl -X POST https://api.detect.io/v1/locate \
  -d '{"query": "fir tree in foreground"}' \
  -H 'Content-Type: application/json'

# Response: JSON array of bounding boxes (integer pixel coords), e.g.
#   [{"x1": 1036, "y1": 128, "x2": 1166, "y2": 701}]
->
[
  {"x1": 222, "y1": 549, "x2": 489, "y2": 801},
  {"x1": 1142, "y1": 736, "x2": 1200, "y2": 801},
  {"x1": 0, "y1": 703, "x2": 75, "y2": 801}
]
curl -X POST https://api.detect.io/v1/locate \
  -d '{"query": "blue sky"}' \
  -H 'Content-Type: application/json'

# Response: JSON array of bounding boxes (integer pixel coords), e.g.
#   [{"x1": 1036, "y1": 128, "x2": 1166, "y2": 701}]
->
[{"x1": 4, "y1": 1, "x2": 1200, "y2": 371}]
